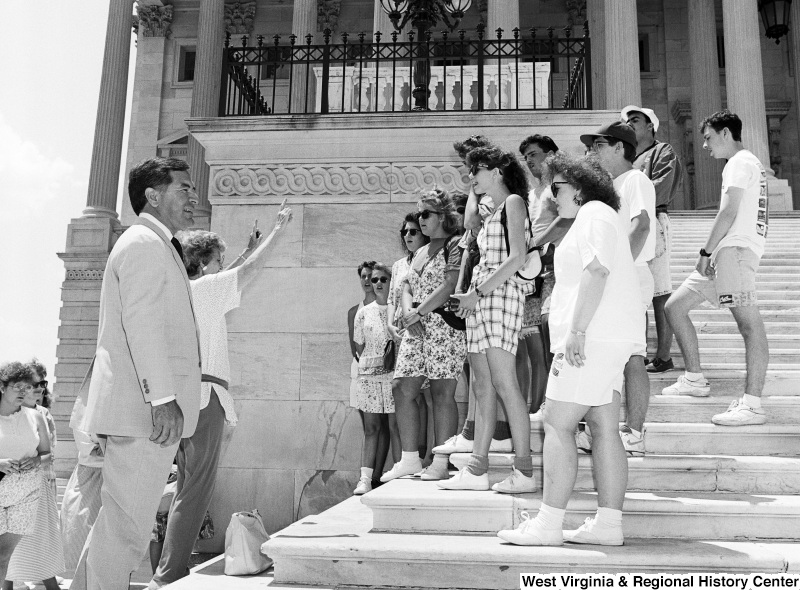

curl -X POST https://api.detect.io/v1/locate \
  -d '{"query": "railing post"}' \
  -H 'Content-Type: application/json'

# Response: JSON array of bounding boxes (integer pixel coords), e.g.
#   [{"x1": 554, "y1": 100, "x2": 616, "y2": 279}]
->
[
  {"x1": 477, "y1": 22, "x2": 485, "y2": 111},
  {"x1": 583, "y1": 20, "x2": 592, "y2": 110},
  {"x1": 218, "y1": 32, "x2": 231, "y2": 116},
  {"x1": 321, "y1": 28, "x2": 331, "y2": 114}
]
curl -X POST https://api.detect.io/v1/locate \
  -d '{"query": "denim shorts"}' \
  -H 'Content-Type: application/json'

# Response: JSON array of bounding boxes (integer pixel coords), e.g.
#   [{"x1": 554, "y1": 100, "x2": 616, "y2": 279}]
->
[{"x1": 682, "y1": 246, "x2": 759, "y2": 309}]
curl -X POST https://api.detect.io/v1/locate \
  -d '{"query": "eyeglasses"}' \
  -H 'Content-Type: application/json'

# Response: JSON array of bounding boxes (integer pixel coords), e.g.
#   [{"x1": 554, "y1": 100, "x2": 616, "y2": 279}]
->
[
  {"x1": 591, "y1": 140, "x2": 610, "y2": 151},
  {"x1": 551, "y1": 181, "x2": 572, "y2": 198},
  {"x1": 417, "y1": 210, "x2": 440, "y2": 220},
  {"x1": 469, "y1": 164, "x2": 490, "y2": 177},
  {"x1": 456, "y1": 206, "x2": 466, "y2": 215},
  {"x1": 400, "y1": 228, "x2": 421, "y2": 237},
  {"x1": 7, "y1": 384, "x2": 34, "y2": 394},
  {"x1": 33, "y1": 380, "x2": 48, "y2": 390},
  {"x1": 371, "y1": 276, "x2": 389, "y2": 284}
]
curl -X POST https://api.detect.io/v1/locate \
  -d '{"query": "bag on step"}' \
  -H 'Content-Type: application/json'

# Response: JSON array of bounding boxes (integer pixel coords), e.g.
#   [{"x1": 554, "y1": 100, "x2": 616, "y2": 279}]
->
[{"x1": 224, "y1": 509, "x2": 273, "y2": 576}]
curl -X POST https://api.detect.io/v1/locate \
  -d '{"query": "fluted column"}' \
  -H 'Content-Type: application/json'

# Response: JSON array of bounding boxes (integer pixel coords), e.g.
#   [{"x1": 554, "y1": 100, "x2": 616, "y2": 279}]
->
[
  {"x1": 187, "y1": 0, "x2": 225, "y2": 229},
  {"x1": 604, "y1": 0, "x2": 640, "y2": 109},
  {"x1": 83, "y1": 0, "x2": 134, "y2": 219},
  {"x1": 487, "y1": 0, "x2": 519, "y2": 38},
  {"x1": 688, "y1": 0, "x2": 724, "y2": 209},
  {"x1": 586, "y1": 0, "x2": 606, "y2": 109},
  {"x1": 791, "y1": 0, "x2": 800, "y2": 208},
  {"x1": 373, "y1": 0, "x2": 402, "y2": 40},
  {"x1": 291, "y1": 0, "x2": 318, "y2": 113}
]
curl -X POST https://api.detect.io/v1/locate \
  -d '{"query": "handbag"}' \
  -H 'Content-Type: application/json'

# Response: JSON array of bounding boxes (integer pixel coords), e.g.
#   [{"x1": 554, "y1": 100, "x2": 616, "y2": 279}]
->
[
  {"x1": 500, "y1": 205, "x2": 542, "y2": 281},
  {"x1": 382, "y1": 339, "x2": 396, "y2": 371},
  {"x1": 413, "y1": 302, "x2": 466, "y2": 331},
  {"x1": 224, "y1": 509, "x2": 273, "y2": 576}
]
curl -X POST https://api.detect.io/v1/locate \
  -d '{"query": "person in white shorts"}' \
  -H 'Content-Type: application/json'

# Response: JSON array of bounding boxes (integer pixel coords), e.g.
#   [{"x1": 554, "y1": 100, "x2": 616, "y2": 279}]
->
[
  {"x1": 497, "y1": 153, "x2": 644, "y2": 547},
  {"x1": 663, "y1": 110, "x2": 769, "y2": 426},
  {"x1": 580, "y1": 122, "x2": 656, "y2": 456}
]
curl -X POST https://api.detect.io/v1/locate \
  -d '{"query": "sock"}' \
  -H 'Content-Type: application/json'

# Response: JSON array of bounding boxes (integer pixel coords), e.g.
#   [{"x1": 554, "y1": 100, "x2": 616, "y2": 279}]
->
[
  {"x1": 493, "y1": 421, "x2": 512, "y2": 440},
  {"x1": 360, "y1": 467, "x2": 374, "y2": 479},
  {"x1": 466, "y1": 454, "x2": 489, "y2": 476},
  {"x1": 514, "y1": 454, "x2": 534, "y2": 477},
  {"x1": 431, "y1": 454, "x2": 449, "y2": 472},
  {"x1": 595, "y1": 506, "x2": 623, "y2": 528},
  {"x1": 535, "y1": 503, "x2": 566, "y2": 530},
  {"x1": 401, "y1": 451, "x2": 420, "y2": 465},
  {"x1": 743, "y1": 394, "x2": 762, "y2": 409},
  {"x1": 685, "y1": 371, "x2": 705, "y2": 383},
  {"x1": 628, "y1": 427, "x2": 642, "y2": 439},
  {"x1": 461, "y1": 420, "x2": 475, "y2": 441}
]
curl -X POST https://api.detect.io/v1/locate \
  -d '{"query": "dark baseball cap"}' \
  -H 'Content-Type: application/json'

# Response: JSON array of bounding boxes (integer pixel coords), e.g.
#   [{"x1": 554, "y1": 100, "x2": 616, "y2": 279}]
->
[{"x1": 580, "y1": 121, "x2": 638, "y2": 151}]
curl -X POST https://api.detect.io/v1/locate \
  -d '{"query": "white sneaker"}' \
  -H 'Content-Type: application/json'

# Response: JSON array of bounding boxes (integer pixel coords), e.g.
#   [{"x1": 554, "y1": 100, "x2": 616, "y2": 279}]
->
[
  {"x1": 497, "y1": 511, "x2": 563, "y2": 546},
  {"x1": 416, "y1": 463, "x2": 450, "y2": 481},
  {"x1": 711, "y1": 400, "x2": 767, "y2": 426},
  {"x1": 619, "y1": 426, "x2": 645, "y2": 456},
  {"x1": 432, "y1": 434, "x2": 473, "y2": 455},
  {"x1": 564, "y1": 516, "x2": 624, "y2": 546},
  {"x1": 661, "y1": 375, "x2": 711, "y2": 397},
  {"x1": 530, "y1": 402, "x2": 546, "y2": 422},
  {"x1": 436, "y1": 467, "x2": 490, "y2": 490},
  {"x1": 575, "y1": 428, "x2": 592, "y2": 454},
  {"x1": 491, "y1": 467, "x2": 537, "y2": 494},
  {"x1": 380, "y1": 459, "x2": 423, "y2": 482},
  {"x1": 353, "y1": 476, "x2": 372, "y2": 495},
  {"x1": 489, "y1": 438, "x2": 513, "y2": 453}
]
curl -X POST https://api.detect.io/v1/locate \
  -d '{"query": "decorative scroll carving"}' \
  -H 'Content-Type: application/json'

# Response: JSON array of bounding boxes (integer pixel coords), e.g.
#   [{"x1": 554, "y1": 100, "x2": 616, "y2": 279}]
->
[
  {"x1": 225, "y1": 1, "x2": 257, "y2": 35},
  {"x1": 132, "y1": 4, "x2": 173, "y2": 38},
  {"x1": 66, "y1": 270, "x2": 105, "y2": 281},
  {"x1": 211, "y1": 164, "x2": 469, "y2": 197},
  {"x1": 318, "y1": 0, "x2": 342, "y2": 33},
  {"x1": 565, "y1": 0, "x2": 586, "y2": 27}
]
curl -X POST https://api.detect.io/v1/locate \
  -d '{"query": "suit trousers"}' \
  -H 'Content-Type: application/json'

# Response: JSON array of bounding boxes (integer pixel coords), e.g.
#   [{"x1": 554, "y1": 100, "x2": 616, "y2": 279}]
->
[
  {"x1": 84, "y1": 435, "x2": 177, "y2": 590},
  {"x1": 151, "y1": 390, "x2": 225, "y2": 586}
]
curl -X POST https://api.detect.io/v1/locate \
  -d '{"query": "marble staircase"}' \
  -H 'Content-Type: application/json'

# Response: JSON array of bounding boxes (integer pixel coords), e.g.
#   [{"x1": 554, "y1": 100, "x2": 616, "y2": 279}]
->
[{"x1": 263, "y1": 214, "x2": 800, "y2": 588}]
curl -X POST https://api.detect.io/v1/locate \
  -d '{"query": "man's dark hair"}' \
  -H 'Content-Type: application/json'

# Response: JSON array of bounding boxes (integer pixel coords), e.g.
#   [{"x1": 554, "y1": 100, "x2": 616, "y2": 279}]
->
[
  {"x1": 357, "y1": 261, "x2": 377, "y2": 276},
  {"x1": 606, "y1": 138, "x2": 637, "y2": 163},
  {"x1": 128, "y1": 157, "x2": 191, "y2": 216},
  {"x1": 700, "y1": 110, "x2": 743, "y2": 142},
  {"x1": 453, "y1": 135, "x2": 493, "y2": 160},
  {"x1": 519, "y1": 134, "x2": 559, "y2": 155}
]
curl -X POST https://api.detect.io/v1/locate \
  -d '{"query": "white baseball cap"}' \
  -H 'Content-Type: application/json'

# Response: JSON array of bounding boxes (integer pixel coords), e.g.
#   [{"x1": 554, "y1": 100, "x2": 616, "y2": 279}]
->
[{"x1": 621, "y1": 105, "x2": 659, "y2": 133}]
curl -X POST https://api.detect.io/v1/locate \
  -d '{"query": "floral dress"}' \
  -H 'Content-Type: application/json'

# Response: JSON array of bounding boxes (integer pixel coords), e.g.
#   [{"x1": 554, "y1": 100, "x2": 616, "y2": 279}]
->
[
  {"x1": 394, "y1": 241, "x2": 467, "y2": 380},
  {"x1": 353, "y1": 302, "x2": 395, "y2": 413},
  {"x1": 467, "y1": 199, "x2": 535, "y2": 355}
]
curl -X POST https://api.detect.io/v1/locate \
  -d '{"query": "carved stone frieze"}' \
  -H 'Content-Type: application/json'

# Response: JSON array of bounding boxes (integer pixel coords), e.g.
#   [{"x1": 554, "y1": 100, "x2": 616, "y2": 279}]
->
[
  {"x1": 565, "y1": 0, "x2": 586, "y2": 27},
  {"x1": 318, "y1": 0, "x2": 342, "y2": 34},
  {"x1": 211, "y1": 164, "x2": 469, "y2": 197},
  {"x1": 66, "y1": 269, "x2": 105, "y2": 281},
  {"x1": 225, "y1": 1, "x2": 257, "y2": 35},
  {"x1": 132, "y1": 4, "x2": 173, "y2": 38}
]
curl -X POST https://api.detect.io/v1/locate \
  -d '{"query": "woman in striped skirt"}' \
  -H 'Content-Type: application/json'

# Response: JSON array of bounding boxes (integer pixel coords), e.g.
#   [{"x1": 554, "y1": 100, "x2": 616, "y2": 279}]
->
[{"x1": 440, "y1": 146, "x2": 536, "y2": 493}]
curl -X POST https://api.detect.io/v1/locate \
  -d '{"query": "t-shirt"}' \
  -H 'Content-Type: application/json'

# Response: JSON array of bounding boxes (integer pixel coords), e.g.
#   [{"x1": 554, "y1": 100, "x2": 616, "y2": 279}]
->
[
  {"x1": 716, "y1": 149, "x2": 768, "y2": 259},
  {"x1": 614, "y1": 169, "x2": 656, "y2": 265},
  {"x1": 192, "y1": 270, "x2": 241, "y2": 425},
  {"x1": 529, "y1": 185, "x2": 562, "y2": 246},
  {"x1": 548, "y1": 201, "x2": 645, "y2": 351}
]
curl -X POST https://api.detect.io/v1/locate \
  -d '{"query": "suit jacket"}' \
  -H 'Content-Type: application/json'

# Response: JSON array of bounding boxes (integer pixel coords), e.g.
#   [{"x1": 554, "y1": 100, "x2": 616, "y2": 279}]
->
[{"x1": 72, "y1": 218, "x2": 202, "y2": 438}]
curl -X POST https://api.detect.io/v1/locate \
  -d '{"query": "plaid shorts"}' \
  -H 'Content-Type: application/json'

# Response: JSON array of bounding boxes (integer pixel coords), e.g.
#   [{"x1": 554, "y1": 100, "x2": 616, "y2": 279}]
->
[{"x1": 467, "y1": 280, "x2": 530, "y2": 355}]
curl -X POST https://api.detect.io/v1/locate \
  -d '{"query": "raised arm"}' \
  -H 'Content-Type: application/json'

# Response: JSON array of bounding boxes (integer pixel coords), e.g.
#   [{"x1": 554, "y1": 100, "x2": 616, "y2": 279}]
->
[{"x1": 234, "y1": 199, "x2": 293, "y2": 290}]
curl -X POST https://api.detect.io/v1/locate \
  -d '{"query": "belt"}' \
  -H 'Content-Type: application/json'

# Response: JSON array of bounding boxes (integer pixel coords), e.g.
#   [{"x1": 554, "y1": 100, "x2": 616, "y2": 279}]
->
[{"x1": 201, "y1": 374, "x2": 229, "y2": 390}]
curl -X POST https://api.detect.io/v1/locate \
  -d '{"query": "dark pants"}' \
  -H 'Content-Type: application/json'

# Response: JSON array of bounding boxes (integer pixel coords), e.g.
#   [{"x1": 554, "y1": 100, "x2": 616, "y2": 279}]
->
[{"x1": 151, "y1": 390, "x2": 225, "y2": 586}]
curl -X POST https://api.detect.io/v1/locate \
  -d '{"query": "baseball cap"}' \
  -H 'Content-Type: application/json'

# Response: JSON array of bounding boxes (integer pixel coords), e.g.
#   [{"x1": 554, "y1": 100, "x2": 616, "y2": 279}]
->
[
  {"x1": 580, "y1": 121, "x2": 638, "y2": 151},
  {"x1": 621, "y1": 105, "x2": 660, "y2": 132}
]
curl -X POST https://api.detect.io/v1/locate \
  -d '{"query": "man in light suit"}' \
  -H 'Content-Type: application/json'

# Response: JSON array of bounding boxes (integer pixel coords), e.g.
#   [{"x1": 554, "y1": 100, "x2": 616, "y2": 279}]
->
[{"x1": 72, "y1": 157, "x2": 202, "y2": 589}]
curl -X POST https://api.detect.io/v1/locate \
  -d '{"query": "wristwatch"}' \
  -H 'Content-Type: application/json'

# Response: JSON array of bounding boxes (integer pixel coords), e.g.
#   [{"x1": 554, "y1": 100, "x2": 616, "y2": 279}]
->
[
  {"x1": 699, "y1": 248, "x2": 712, "y2": 258},
  {"x1": 475, "y1": 286, "x2": 485, "y2": 298}
]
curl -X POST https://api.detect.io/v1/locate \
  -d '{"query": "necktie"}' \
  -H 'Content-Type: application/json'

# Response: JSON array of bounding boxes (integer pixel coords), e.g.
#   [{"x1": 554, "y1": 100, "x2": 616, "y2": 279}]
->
[{"x1": 171, "y1": 237, "x2": 184, "y2": 260}]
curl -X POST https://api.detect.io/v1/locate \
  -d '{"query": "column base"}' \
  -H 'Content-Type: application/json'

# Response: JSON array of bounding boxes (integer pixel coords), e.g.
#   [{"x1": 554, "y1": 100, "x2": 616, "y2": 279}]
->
[{"x1": 768, "y1": 177, "x2": 793, "y2": 211}]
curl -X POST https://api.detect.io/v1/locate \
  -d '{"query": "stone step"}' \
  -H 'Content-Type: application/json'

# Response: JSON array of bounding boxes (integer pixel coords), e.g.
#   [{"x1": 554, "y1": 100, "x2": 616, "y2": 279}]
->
[
  {"x1": 364, "y1": 480, "x2": 800, "y2": 540},
  {"x1": 670, "y1": 257, "x2": 800, "y2": 266},
  {"x1": 527, "y1": 423, "x2": 800, "y2": 455},
  {"x1": 264, "y1": 499, "x2": 800, "y2": 588},
  {"x1": 646, "y1": 369, "x2": 800, "y2": 397},
  {"x1": 662, "y1": 349, "x2": 799, "y2": 365},
  {"x1": 669, "y1": 266, "x2": 800, "y2": 276},
  {"x1": 648, "y1": 322, "x2": 799, "y2": 335},
  {"x1": 647, "y1": 332, "x2": 800, "y2": 347},
  {"x1": 686, "y1": 309, "x2": 799, "y2": 322},
  {"x1": 447, "y1": 453, "x2": 800, "y2": 493},
  {"x1": 634, "y1": 395, "x2": 800, "y2": 423}
]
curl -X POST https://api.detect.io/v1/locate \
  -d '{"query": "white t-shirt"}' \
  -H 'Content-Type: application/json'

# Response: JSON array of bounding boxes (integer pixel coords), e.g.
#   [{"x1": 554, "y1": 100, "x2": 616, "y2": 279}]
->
[
  {"x1": 614, "y1": 169, "x2": 656, "y2": 265},
  {"x1": 548, "y1": 201, "x2": 645, "y2": 351},
  {"x1": 192, "y1": 269, "x2": 242, "y2": 425},
  {"x1": 529, "y1": 186, "x2": 562, "y2": 246},
  {"x1": 716, "y1": 149, "x2": 768, "y2": 259}
]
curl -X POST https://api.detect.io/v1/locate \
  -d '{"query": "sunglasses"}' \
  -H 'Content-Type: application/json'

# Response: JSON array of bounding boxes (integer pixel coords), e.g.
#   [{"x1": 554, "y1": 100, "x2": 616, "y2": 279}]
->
[
  {"x1": 371, "y1": 276, "x2": 389, "y2": 284},
  {"x1": 456, "y1": 206, "x2": 466, "y2": 214},
  {"x1": 551, "y1": 181, "x2": 571, "y2": 198},
  {"x1": 400, "y1": 228, "x2": 421, "y2": 237},
  {"x1": 417, "y1": 210, "x2": 440, "y2": 220},
  {"x1": 33, "y1": 380, "x2": 48, "y2": 390},
  {"x1": 469, "y1": 164, "x2": 490, "y2": 177}
]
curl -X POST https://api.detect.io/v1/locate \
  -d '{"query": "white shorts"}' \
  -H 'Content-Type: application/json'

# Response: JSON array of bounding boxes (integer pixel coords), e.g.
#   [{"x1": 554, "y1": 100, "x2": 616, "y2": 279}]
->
[
  {"x1": 635, "y1": 265, "x2": 655, "y2": 357},
  {"x1": 546, "y1": 340, "x2": 639, "y2": 407},
  {"x1": 647, "y1": 212, "x2": 672, "y2": 297}
]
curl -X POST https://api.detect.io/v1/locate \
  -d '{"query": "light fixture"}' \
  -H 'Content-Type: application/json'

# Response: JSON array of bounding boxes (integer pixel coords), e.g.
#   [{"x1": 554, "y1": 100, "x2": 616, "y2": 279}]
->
[
  {"x1": 443, "y1": 0, "x2": 473, "y2": 20},
  {"x1": 758, "y1": 0, "x2": 792, "y2": 44}
]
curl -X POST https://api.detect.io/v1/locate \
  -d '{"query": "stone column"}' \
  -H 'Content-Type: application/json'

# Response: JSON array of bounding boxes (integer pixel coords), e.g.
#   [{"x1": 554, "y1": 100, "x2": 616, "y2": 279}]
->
[
  {"x1": 291, "y1": 0, "x2": 318, "y2": 113},
  {"x1": 487, "y1": 0, "x2": 519, "y2": 38},
  {"x1": 791, "y1": 0, "x2": 800, "y2": 208},
  {"x1": 373, "y1": 0, "x2": 401, "y2": 39},
  {"x1": 83, "y1": 0, "x2": 134, "y2": 219},
  {"x1": 603, "y1": 0, "x2": 640, "y2": 109},
  {"x1": 187, "y1": 0, "x2": 225, "y2": 230},
  {"x1": 586, "y1": 0, "x2": 605, "y2": 109},
  {"x1": 688, "y1": 0, "x2": 724, "y2": 210}
]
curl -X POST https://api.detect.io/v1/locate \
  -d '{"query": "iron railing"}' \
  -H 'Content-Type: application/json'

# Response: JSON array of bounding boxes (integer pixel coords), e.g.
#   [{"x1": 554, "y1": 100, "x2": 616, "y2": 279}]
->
[{"x1": 219, "y1": 22, "x2": 591, "y2": 116}]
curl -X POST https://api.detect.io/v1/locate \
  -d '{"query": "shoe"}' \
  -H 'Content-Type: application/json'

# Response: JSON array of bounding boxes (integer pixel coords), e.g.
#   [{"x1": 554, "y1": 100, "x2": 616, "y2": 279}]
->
[
  {"x1": 491, "y1": 467, "x2": 537, "y2": 494},
  {"x1": 619, "y1": 425, "x2": 645, "y2": 456},
  {"x1": 416, "y1": 464, "x2": 450, "y2": 481},
  {"x1": 711, "y1": 400, "x2": 767, "y2": 426},
  {"x1": 643, "y1": 357, "x2": 650, "y2": 366},
  {"x1": 497, "y1": 511, "x2": 563, "y2": 546},
  {"x1": 646, "y1": 357, "x2": 675, "y2": 373},
  {"x1": 564, "y1": 516, "x2": 624, "y2": 546},
  {"x1": 489, "y1": 438, "x2": 513, "y2": 453},
  {"x1": 380, "y1": 459, "x2": 423, "y2": 482},
  {"x1": 432, "y1": 434, "x2": 473, "y2": 455},
  {"x1": 530, "y1": 402, "x2": 546, "y2": 422},
  {"x1": 575, "y1": 428, "x2": 592, "y2": 454},
  {"x1": 661, "y1": 375, "x2": 710, "y2": 397},
  {"x1": 353, "y1": 476, "x2": 372, "y2": 495},
  {"x1": 436, "y1": 467, "x2": 490, "y2": 490}
]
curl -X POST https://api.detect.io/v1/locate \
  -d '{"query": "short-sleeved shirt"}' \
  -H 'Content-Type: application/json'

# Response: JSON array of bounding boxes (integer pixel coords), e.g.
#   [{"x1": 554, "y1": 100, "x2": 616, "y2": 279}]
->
[
  {"x1": 410, "y1": 237, "x2": 462, "y2": 276},
  {"x1": 614, "y1": 169, "x2": 657, "y2": 265},
  {"x1": 716, "y1": 149, "x2": 768, "y2": 259},
  {"x1": 634, "y1": 141, "x2": 683, "y2": 210},
  {"x1": 529, "y1": 185, "x2": 561, "y2": 246},
  {"x1": 192, "y1": 270, "x2": 241, "y2": 425},
  {"x1": 548, "y1": 201, "x2": 645, "y2": 351},
  {"x1": 353, "y1": 302, "x2": 391, "y2": 375}
]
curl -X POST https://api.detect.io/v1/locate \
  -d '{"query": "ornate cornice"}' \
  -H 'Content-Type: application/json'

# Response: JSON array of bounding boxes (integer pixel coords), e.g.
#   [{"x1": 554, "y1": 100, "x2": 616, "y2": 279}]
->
[
  {"x1": 132, "y1": 4, "x2": 173, "y2": 38},
  {"x1": 565, "y1": 0, "x2": 586, "y2": 27},
  {"x1": 66, "y1": 269, "x2": 105, "y2": 281},
  {"x1": 318, "y1": 0, "x2": 342, "y2": 34},
  {"x1": 225, "y1": 1, "x2": 257, "y2": 35}
]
